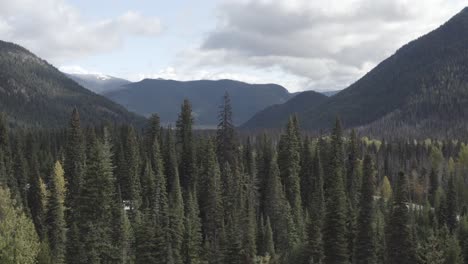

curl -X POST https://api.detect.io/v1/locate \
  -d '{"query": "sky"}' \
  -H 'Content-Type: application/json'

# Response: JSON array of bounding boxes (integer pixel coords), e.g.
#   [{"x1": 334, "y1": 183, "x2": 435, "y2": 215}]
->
[{"x1": 0, "y1": 0, "x2": 466, "y2": 92}]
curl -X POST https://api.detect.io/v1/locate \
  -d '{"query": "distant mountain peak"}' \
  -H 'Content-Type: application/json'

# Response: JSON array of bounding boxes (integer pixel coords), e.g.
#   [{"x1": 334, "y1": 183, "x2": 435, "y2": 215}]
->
[{"x1": 66, "y1": 73, "x2": 130, "y2": 94}]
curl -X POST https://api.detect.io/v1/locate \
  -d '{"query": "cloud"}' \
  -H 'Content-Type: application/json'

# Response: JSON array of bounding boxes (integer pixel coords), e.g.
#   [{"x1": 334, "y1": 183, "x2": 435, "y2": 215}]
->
[
  {"x1": 0, "y1": 0, "x2": 161, "y2": 62},
  {"x1": 195, "y1": 0, "x2": 467, "y2": 91}
]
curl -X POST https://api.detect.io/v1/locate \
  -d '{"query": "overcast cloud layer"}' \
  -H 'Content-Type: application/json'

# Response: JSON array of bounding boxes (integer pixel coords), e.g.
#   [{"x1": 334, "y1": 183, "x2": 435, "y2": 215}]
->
[
  {"x1": 193, "y1": 0, "x2": 467, "y2": 91},
  {"x1": 1, "y1": 0, "x2": 467, "y2": 92},
  {"x1": 0, "y1": 0, "x2": 161, "y2": 62}
]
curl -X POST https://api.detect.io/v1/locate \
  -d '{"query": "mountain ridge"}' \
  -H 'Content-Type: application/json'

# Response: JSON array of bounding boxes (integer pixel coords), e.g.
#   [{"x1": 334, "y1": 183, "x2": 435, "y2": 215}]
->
[
  {"x1": 0, "y1": 40, "x2": 144, "y2": 128},
  {"x1": 104, "y1": 78, "x2": 293, "y2": 126},
  {"x1": 243, "y1": 7, "x2": 468, "y2": 138}
]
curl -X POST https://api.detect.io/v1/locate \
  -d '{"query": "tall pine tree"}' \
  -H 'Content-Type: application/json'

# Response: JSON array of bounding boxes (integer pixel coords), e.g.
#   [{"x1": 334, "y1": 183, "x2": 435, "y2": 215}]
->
[
  {"x1": 323, "y1": 118, "x2": 349, "y2": 264},
  {"x1": 354, "y1": 154, "x2": 376, "y2": 264}
]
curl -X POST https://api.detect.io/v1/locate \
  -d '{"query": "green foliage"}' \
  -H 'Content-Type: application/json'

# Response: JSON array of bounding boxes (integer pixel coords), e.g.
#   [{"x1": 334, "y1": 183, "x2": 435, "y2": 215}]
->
[
  {"x1": 354, "y1": 155, "x2": 376, "y2": 264},
  {"x1": 323, "y1": 118, "x2": 349, "y2": 264},
  {"x1": 0, "y1": 41, "x2": 143, "y2": 128},
  {"x1": 387, "y1": 172, "x2": 417, "y2": 264},
  {"x1": 46, "y1": 161, "x2": 67, "y2": 263},
  {"x1": 0, "y1": 187, "x2": 40, "y2": 263}
]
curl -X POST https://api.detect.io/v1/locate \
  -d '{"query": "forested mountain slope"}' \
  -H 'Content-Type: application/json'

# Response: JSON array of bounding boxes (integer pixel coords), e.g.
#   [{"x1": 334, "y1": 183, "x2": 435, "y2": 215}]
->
[
  {"x1": 104, "y1": 78, "x2": 292, "y2": 126},
  {"x1": 245, "y1": 7, "x2": 468, "y2": 138},
  {"x1": 0, "y1": 40, "x2": 144, "y2": 127},
  {"x1": 242, "y1": 90, "x2": 328, "y2": 129}
]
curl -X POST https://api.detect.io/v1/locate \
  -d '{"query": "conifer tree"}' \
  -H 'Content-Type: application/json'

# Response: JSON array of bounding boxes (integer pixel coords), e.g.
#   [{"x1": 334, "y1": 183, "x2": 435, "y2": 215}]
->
[
  {"x1": 323, "y1": 118, "x2": 349, "y2": 264},
  {"x1": 300, "y1": 137, "x2": 314, "y2": 209},
  {"x1": 446, "y1": 174, "x2": 458, "y2": 232},
  {"x1": 122, "y1": 125, "x2": 142, "y2": 214},
  {"x1": 28, "y1": 154, "x2": 46, "y2": 241},
  {"x1": 306, "y1": 146, "x2": 325, "y2": 264},
  {"x1": 354, "y1": 154, "x2": 376, "y2": 264},
  {"x1": 346, "y1": 129, "x2": 360, "y2": 205},
  {"x1": 216, "y1": 92, "x2": 237, "y2": 167},
  {"x1": 46, "y1": 161, "x2": 66, "y2": 263},
  {"x1": 164, "y1": 129, "x2": 179, "y2": 192},
  {"x1": 169, "y1": 166, "x2": 185, "y2": 264},
  {"x1": 12, "y1": 140, "x2": 29, "y2": 209},
  {"x1": 76, "y1": 129, "x2": 115, "y2": 262},
  {"x1": 199, "y1": 140, "x2": 224, "y2": 263},
  {"x1": 176, "y1": 99, "x2": 196, "y2": 190},
  {"x1": 64, "y1": 108, "x2": 85, "y2": 224},
  {"x1": 346, "y1": 130, "x2": 360, "y2": 262},
  {"x1": 264, "y1": 152, "x2": 296, "y2": 254},
  {"x1": 0, "y1": 114, "x2": 14, "y2": 199},
  {"x1": 183, "y1": 190, "x2": 203, "y2": 264},
  {"x1": 110, "y1": 185, "x2": 133, "y2": 264},
  {"x1": 429, "y1": 168, "x2": 439, "y2": 206},
  {"x1": 0, "y1": 187, "x2": 40, "y2": 264},
  {"x1": 263, "y1": 216, "x2": 276, "y2": 259},
  {"x1": 144, "y1": 114, "x2": 161, "y2": 157},
  {"x1": 278, "y1": 116, "x2": 304, "y2": 243},
  {"x1": 135, "y1": 209, "x2": 158, "y2": 264},
  {"x1": 387, "y1": 172, "x2": 417, "y2": 264}
]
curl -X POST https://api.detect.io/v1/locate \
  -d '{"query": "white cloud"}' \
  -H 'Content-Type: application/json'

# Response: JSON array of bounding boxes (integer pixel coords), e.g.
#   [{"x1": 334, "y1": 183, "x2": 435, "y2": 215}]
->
[
  {"x1": 59, "y1": 65, "x2": 103, "y2": 75},
  {"x1": 194, "y1": 0, "x2": 467, "y2": 91},
  {"x1": 0, "y1": 0, "x2": 161, "y2": 62}
]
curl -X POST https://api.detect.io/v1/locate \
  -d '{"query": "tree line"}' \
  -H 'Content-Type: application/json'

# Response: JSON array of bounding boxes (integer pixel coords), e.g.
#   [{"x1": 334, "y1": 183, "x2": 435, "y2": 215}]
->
[{"x1": 0, "y1": 93, "x2": 468, "y2": 263}]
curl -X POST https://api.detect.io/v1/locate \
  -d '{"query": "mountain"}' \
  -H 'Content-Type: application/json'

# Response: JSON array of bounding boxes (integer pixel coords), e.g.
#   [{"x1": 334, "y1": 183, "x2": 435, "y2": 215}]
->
[
  {"x1": 104, "y1": 79, "x2": 292, "y2": 126},
  {"x1": 321, "y1": 90, "x2": 340, "y2": 97},
  {"x1": 242, "y1": 91, "x2": 328, "y2": 129},
  {"x1": 0, "y1": 40, "x2": 144, "y2": 128},
  {"x1": 66, "y1": 73, "x2": 131, "y2": 94},
  {"x1": 244, "y1": 7, "x2": 468, "y2": 138}
]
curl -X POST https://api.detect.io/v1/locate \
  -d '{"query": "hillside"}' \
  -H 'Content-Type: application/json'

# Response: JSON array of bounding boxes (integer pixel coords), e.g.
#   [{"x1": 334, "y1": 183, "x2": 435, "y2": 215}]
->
[
  {"x1": 66, "y1": 73, "x2": 131, "y2": 94},
  {"x1": 104, "y1": 79, "x2": 292, "y2": 126},
  {"x1": 0, "y1": 40, "x2": 144, "y2": 128},
  {"x1": 244, "y1": 7, "x2": 468, "y2": 138},
  {"x1": 242, "y1": 91, "x2": 328, "y2": 129}
]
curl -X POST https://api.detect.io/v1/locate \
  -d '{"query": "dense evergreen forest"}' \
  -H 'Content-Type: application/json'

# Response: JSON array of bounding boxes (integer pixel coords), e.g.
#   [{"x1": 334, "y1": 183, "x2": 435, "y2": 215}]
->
[{"x1": 1, "y1": 93, "x2": 468, "y2": 264}]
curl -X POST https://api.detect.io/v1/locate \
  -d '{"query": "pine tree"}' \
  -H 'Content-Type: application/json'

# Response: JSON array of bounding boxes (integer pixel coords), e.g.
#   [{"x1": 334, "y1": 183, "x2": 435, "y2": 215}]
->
[
  {"x1": 0, "y1": 114, "x2": 15, "y2": 200},
  {"x1": 176, "y1": 99, "x2": 196, "y2": 190},
  {"x1": 387, "y1": 172, "x2": 417, "y2": 264},
  {"x1": 446, "y1": 175, "x2": 458, "y2": 232},
  {"x1": 417, "y1": 231, "x2": 444, "y2": 264},
  {"x1": 241, "y1": 137, "x2": 258, "y2": 263},
  {"x1": 306, "y1": 146, "x2": 325, "y2": 264},
  {"x1": 12, "y1": 140, "x2": 29, "y2": 210},
  {"x1": 263, "y1": 216, "x2": 276, "y2": 259},
  {"x1": 183, "y1": 190, "x2": 203, "y2": 264},
  {"x1": 0, "y1": 187, "x2": 40, "y2": 264},
  {"x1": 169, "y1": 165, "x2": 185, "y2": 264},
  {"x1": 354, "y1": 154, "x2": 376, "y2": 264},
  {"x1": 64, "y1": 108, "x2": 85, "y2": 224},
  {"x1": 300, "y1": 137, "x2": 314, "y2": 210},
  {"x1": 122, "y1": 125, "x2": 142, "y2": 214},
  {"x1": 76, "y1": 129, "x2": 115, "y2": 262},
  {"x1": 216, "y1": 91, "x2": 237, "y2": 167},
  {"x1": 429, "y1": 168, "x2": 439, "y2": 206},
  {"x1": 323, "y1": 118, "x2": 349, "y2": 264},
  {"x1": 46, "y1": 161, "x2": 66, "y2": 263},
  {"x1": 164, "y1": 129, "x2": 179, "y2": 192},
  {"x1": 346, "y1": 130, "x2": 360, "y2": 262},
  {"x1": 27, "y1": 153, "x2": 46, "y2": 241},
  {"x1": 264, "y1": 152, "x2": 295, "y2": 255},
  {"x1": 199, "y1": 140, "x2": 224, "y2": 263},
  {"x1": 64, "y1": 109, "x2": 86, "y2": 264},
  {"x1": 278, "y1": 116, "x2": 304, "y2": 243},
  {"x1": 110, "y1": 185, "x2": 133, "y2": 264},
  {"x1": 135, "y1": 209, "x2": 158, "y2": 264}
]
